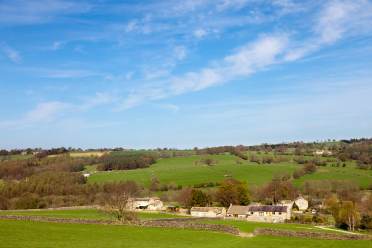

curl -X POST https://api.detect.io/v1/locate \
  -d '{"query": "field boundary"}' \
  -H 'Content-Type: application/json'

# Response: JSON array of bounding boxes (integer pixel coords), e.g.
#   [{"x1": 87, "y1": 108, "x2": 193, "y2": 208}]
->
[{"x1": 253, "y1": 228, "x2": 372, "y2": 240}]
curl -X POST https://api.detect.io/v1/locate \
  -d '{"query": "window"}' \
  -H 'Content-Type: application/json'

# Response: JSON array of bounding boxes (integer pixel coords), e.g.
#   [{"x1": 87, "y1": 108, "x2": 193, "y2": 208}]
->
[{"x1": 279, "y1": 212, "x2": 282, "y2": 215}]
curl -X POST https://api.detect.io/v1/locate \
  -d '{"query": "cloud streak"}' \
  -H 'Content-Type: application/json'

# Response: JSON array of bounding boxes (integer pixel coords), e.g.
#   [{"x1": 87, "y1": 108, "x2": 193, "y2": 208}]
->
[
  {"x1": 0, "y1": 43, "x2": 21, "y2": 63},
  {"x1": 119, "y1": 34, "x2": 289, "y2": 109},
  {"x1": 0, "y1": 0, "x2": 91, "y2": 26},
  {"x1": 285, "y1": 0, "x2": 372, "y2": 61}
]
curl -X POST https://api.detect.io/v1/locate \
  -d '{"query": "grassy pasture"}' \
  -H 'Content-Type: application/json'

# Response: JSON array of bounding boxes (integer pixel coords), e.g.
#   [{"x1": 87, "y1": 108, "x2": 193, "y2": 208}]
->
[
  {"x1": 0, "y1": 209, "x2": 185, "y2": 220},
  {"x1": 0, "y1": 220, "x2": 370, "y2": 248},
  {"x1": 48, "y1": 151, "x2": 108, "y2": 158},
  {"x1": 69, "y1": 152, "x2": 107, "y2": 157},
  {"x1": 0, "y1": 154, "x2": 33, "y2": 161},
  {"x1": 88, "y1": 154, "x2": 298, "y2": 186},
  {"x1": 293, "y1": 166, "x2": 372, "y2": 189},
  {"x1": 87, "y1": 154, "x2": 372, "y2": 188}
]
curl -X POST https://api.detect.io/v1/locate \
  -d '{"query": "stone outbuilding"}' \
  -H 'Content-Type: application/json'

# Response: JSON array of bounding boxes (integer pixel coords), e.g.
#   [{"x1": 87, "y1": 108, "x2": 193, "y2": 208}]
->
[
  {"x1": 127, "y1": 197, "x2": 164, "y2": 211},
  {"x1": 226, "y1": 205, "x2": 250, "y2": 219},
  {"x1": 190, "y1": 207, "x2": 226, "y2": 218},
  {"x1": 294, "y1": 196, "x2": 308, "y2": 212}
]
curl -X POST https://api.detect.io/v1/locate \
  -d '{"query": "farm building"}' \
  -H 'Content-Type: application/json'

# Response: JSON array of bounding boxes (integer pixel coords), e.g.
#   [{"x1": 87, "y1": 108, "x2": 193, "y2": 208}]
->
[
  {"x1": 279, "y1": 196, "x2": 309, "y2": 213},
  {"x1": 247, "y1": 205, "x2": 289, "y2": 223},
  {"x1": 227, "y1": 204, "x2": 291, "y2": 223},
  {"x1": 190, "y1": 207, "x2": 226, "y2": 218},
  {"x1": 294, "y1": 196, "x2": 309, "y2": 212},
  {"x1": 313, "y1": 150, "x2": 332, "y2": 155},
  {"x1": 226, "y1": 205, "x2": 249, "y2": 219},
  {"x1": 127, "y1": 197, "x2": 164, "y2": 211}
]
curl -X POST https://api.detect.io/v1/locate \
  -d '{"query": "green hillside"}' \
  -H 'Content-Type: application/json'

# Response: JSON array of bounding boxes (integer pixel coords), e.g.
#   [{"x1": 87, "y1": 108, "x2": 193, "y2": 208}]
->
[{"x1": 88, "y1": 154, "x2": 372, "y2": 188}]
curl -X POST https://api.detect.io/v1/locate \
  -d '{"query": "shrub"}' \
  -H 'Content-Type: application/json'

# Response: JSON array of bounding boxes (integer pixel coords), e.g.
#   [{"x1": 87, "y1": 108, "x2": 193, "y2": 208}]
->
[
  {"x1": 292, "y1": 169, "x2": 305, "y2": 179},
  {"x1": 303, "y1": 163, "x2": 317, "y2": 174},
  {"x1": 98, "y1": 152, "x2": 157, "y2": 171}
]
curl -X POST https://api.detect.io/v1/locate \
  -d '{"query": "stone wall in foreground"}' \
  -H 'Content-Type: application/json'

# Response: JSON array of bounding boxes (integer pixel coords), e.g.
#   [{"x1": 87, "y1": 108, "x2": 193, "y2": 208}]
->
[{"x1": 254, "y1": 228, "x2": 372, "y2": 240}]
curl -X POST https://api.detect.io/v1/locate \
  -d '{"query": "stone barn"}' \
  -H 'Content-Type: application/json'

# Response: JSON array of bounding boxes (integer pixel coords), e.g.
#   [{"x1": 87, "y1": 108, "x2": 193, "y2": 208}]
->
[
  {"x1": 127, "y1": 197, "x2": 164, "y2": 211},
  {"x1": 190, "y1": 207, "x2": 226, "y2": 218}
]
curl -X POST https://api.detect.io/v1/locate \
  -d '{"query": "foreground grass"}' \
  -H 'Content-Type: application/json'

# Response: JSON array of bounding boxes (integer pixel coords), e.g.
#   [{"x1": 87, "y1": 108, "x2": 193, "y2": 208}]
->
[{"x1": 0, "y1": 220, "x2": 370, "y2": 248}]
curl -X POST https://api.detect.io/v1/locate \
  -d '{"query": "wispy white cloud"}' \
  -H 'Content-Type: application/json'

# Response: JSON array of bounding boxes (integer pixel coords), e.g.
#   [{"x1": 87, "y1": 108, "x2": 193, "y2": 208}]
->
[
  {"x1": 79, "y1": 92, "x2": 117, "y2": 110},
  {"x1": 25, "y1": 101, "x2": 69, "y2": 122},
  {"x1": 0, "y1": 101, "x2": 70, "y2": 129},
  {"x1": 157, "y1": 103, "x2": 180, "y2": 113},
  {"x1": 38, "y1": 68, "x2": 101, "y2": 79},
  {"x1": 0, "y1": 91, "x2": 116, "y2": 129},
  {"x1": 119, "y1": 34, "x2": 289, "y2": 109},
  {"x1": 193, "y1": 28, "x2": 208, "y2": 39},
  {"x1": 285, "y1": 0, "x2": 372, "y2": 61},
  {"x1": 173, "y1": 46, "x2": 187, "y2": 60},
  {"x1": 320, "y1": 0, "x2": 372, "y2": 39},
  {"x1": 49, "y1": 41, "x2": 64, "y2": 51},
  {"x1": 0, "y1": 43, "x2": 21, "y2": 63},
  {"x1": 0, "y1": 0, "x2": 91, "y2": 26}
]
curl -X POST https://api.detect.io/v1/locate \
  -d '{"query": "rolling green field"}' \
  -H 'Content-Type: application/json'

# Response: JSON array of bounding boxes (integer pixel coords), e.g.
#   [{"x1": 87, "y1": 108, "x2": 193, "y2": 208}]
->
[
  {"x1": 0, "y1": 220, "x2": 370, "y2": 248},
  {"x1": 293, "y1": 165, "x2": 372, "y2": 189},
  {"x1": 88, "y1": 155, "x2": 298, "y2": 186},
  {"x1": 87, "y1": 154, "x2": 372, "y2": 188}
]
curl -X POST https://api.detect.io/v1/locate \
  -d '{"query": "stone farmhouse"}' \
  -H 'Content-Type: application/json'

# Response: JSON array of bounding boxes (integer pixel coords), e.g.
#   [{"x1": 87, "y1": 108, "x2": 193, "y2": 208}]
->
[
  {"x1": 190, "y1": 207, "x2": 226, "y2": 218},
  {"x1": 127, "y1": 197, "x2": 164, "y2": 211},
  {"x1": 227, "y1": 204, "x2": 290, "y2": 223},
  {"x1": 279, "y1": 196, "x2": 309, "y2": 213},
  {"x1": 294, "y1": 196, "x2": 309, "y2": 212},
  {"x1": 314, "y1": 150, "x2": 332, "y2": 156}
]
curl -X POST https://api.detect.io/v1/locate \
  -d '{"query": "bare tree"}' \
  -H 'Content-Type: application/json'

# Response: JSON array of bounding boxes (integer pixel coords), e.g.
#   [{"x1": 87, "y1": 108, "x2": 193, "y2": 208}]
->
[{"x1": 104, "y1": 191, "x2": 138, "y2": 223}]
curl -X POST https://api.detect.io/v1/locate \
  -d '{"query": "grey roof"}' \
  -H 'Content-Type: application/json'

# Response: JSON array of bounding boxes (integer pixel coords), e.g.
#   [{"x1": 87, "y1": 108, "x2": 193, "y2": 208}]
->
[
  {"x1": 227, "y1": 205, "x2": 250, "y2": 215},
  {"x1": 248, "y1": 205, "x2": 287, "y2": 213}
]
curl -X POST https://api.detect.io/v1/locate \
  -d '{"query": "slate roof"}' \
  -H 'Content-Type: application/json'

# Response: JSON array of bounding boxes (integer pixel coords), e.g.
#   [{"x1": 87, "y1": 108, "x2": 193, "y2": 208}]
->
[{"x1": 248, "y1": 205, "x2": 287, "y2": 213}]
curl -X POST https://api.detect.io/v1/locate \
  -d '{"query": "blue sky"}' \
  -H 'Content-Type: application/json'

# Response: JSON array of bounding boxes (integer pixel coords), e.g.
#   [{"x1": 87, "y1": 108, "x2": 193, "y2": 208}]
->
[{"x1": 0, "y1": 0, "x2": 372, "y2": 149}]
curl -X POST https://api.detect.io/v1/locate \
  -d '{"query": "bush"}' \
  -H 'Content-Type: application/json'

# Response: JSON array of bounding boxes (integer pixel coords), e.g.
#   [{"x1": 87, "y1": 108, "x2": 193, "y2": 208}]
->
[
  {"x1": 13, "y1": 194, "x2": 40, "y2": 209},
  {"x1": 303, "y1": 163, "x2": 317, "y2": 174},
  {"x1": 98, "y1": 152, "x2": 157, "y2": 171},
  {"x1": 0, "y1": 196, "x2": 9, "y2": 210},
  {"x1": 199, "y1": 158, "x2": 217, "y2": 166},
  {"x1": 293, "y1": 169, "x2": 305, "y2": 179}
]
